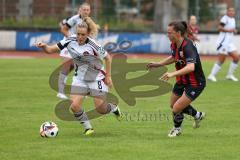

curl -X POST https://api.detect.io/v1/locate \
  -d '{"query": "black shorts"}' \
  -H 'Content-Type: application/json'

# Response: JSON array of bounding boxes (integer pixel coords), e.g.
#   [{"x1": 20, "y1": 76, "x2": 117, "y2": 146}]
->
[{"x1": 172, "y1": 83, "x2": 205, "y2": 101}]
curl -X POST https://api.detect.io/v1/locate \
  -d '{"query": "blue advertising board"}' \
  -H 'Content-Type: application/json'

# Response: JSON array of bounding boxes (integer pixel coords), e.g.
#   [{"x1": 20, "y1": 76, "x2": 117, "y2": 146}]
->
[
  {"x1": 14, "y1": 31, "x2": 171, "y2": 53},
  {"x1": 16, "y1": 31, "x2": 63, "y2": 51}
]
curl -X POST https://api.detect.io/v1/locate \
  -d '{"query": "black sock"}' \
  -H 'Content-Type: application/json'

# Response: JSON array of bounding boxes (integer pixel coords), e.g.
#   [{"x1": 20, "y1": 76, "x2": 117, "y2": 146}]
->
[
  {"x1": 182, "y1": 105, "x2": 197, "y2": 117},
  {"x1": 173, "y1": 112, "x2": 184, "y2": 128}
]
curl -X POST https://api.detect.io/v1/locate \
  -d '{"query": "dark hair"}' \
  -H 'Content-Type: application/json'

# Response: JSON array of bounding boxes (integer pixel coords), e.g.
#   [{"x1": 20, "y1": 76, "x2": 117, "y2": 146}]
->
[
  {"x1": 168, "y1": 21, "x2": 188, "y2": 36},
  {"x1": 181, "y1": 21, "x2": 188, "y2": 30},
  {"x1": 182, "y1": 21, "x2": 195, "y2": 39},
  {"x1": 168, "y1": 21, "x2": 192, "y2": 39}
]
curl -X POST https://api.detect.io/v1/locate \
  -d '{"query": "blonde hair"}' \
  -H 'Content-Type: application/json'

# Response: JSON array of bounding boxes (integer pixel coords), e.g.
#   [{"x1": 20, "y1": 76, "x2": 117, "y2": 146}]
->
[
  {"x1": 77, "y1": 17, "x2": 99, "y2": 38},
  {"x1": 77, "y1": 21, "x2": 88, "y2": 29},
  {"x1": 80, "y1": 2, "x2": 90, "y2": 9}
]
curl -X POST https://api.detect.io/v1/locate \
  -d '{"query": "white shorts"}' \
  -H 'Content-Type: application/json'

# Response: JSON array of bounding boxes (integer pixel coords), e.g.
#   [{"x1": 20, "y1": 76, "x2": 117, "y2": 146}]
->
[
  {"x1": 71, "y1": 77, "x2": 108, "y2": 96},
  {"x1": 217, "y1": 43, "x2": 237, "y2": 55},
  {"x1": 60, "y1": 48, "x2": 72, "y2": 58}
]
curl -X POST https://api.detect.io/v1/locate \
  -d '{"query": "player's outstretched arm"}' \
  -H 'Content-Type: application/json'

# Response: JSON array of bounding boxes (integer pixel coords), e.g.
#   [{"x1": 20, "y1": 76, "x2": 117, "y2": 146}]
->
[
  {"x1": 146, "y1": 56, "x2": 175, "y2": 70},
  {"x1": 160, "y1": 63, "x2": 195, "y2": 81},
  {"x1": 36, "y1": 42, "x2": 60, "y2": 54}
]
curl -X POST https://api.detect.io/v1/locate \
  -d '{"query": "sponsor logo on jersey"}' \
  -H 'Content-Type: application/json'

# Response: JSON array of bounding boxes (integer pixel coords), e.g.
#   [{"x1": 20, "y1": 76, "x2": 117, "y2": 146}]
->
[
  {"x1": 83, "y1": 51, "x2": 90, "y2": 56},
  {"x1": 175, "y1": 60, "x2": 186, "y2": 65},
  {"x1": 180, "y1": 51, "x2": 184, "y2": 57},
  {"x1": 191, "y1": 91, "x2": 196, "y2": 96}
]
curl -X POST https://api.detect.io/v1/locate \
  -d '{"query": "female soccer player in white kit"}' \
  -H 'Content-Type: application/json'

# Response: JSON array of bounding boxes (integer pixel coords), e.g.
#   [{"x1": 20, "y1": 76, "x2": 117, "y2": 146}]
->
[
  {"x1": 208, "y1": 7, "x2": 239, "y2": 82},
  {"x1": 58, "y1": 2, "x2": 96, "y2": 99},
  {"x1": 36, "y1": 19, "x2": 121, "y2": 136}
]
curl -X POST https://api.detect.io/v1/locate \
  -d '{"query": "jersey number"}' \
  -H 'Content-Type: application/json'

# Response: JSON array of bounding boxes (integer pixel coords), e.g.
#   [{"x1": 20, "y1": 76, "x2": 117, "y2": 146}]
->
[{"x1": 98, "y1": 81, "x2": 102, "y2": 89}]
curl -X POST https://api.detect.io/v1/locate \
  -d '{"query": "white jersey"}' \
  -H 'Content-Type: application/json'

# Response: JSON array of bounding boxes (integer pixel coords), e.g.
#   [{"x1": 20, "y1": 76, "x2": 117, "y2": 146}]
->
[
  {"x1": 217, "y1": 15, "x2": 236, "y2": 46},
  {"x1": 60, "y1": 17, "x2": 70, "y2": 26},
  {"x1": 57, "y1": 36, "x2": 108, "y2": 81},
  {"x1": 66, "y1": 14, "x2": 83, "y2": 36},
  {"x1": 59, "y1": 15, "x2": 82, "y2": 58}
]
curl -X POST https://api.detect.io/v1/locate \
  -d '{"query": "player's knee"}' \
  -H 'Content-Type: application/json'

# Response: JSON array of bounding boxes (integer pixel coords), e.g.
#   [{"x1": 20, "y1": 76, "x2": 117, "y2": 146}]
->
[
  {"x1": 69, "y1": 63, "x2": 75, "y2": 71},
  {"x1": 60, "y1": 68, "x2": 68, "y2": 75},
  {"x1": 70, "y1": 102, "x2": 80, "y2": 113},
  {"x1": 62, "y1": 62, "x2": 73, "y2": 74},
  {"x1": 61, "y1": 67, "x2": 70, "y2": 75}
]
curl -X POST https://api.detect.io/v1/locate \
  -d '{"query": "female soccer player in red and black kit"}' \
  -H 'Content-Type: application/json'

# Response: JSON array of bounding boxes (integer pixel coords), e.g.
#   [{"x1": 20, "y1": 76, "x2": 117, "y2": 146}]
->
[
  {"x1": 147, "y1": 21, "x2": 206, "y2": 137},
  {"x1": 188, "y1": 15, "x2": 200, "y2": 42}
]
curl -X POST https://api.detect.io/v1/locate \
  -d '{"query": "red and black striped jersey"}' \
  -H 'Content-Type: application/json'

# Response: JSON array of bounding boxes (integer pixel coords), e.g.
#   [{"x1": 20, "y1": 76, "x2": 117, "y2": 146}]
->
[
  {"x1": 187, "y1": 25, "x2": 199, "y2": 41},
  {"x1": 170, "y1": 38, "x2": 206, "y2": 87}
]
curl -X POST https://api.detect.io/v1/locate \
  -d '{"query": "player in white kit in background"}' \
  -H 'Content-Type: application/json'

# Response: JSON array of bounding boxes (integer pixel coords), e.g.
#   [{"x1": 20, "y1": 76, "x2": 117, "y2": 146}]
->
[
  {"x1": 208, "y1": 7, "x2": 239, "y2": 82},
  {"x1": 58, "y1": 2, "x2": 95, "y2": 99},
  {"x1": 36, "y1": 19, "x2": 122, "y2": 136}
]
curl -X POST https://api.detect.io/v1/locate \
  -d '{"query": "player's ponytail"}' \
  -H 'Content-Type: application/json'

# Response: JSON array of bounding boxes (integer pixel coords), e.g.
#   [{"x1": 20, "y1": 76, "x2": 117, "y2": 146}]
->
[
  {"x1": 83, "y1": 17, "x2": 99, "y2": 38},
  {"x1": 180, "y1": 21, "x2": 195, "y2": 40},
  {"x1": 181, "y1": 21, "x2": 188, "y2": 31}
]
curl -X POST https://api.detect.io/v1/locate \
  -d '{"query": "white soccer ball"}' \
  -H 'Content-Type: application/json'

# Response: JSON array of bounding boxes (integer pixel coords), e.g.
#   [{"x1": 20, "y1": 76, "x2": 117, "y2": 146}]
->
[{"x1": 40, "y1": 121, "x2": 59, "y2": 138}]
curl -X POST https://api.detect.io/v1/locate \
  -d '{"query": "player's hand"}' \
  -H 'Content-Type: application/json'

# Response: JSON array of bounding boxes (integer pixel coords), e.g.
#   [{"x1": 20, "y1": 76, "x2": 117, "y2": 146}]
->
[
  {"x1": 35, "y1": 42, "x2": 46, "y2": 48},
  {"x1": 146, "y1": 62, "x2": 161, "y2": 70},
  {"x1": 104, "y1": 75, "x2": 113, "y2": 89},
  {"x1": 159, "y1": 72, "x2": 174, "y2": 81}
]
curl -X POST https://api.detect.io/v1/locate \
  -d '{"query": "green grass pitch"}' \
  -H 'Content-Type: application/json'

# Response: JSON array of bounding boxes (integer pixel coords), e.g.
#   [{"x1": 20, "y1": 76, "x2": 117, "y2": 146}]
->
[{"x1": 0, "y1": 57, "x2": 240, "y2": 160}]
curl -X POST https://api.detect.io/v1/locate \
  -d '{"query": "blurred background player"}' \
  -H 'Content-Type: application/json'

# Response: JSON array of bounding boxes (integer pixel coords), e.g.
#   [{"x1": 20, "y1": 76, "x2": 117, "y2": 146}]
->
[
  {"x1": 36, "y1": 19, "x2": 121, "y2": 135},
  {"x1": 147, "y1": 21, "x2": 206, "y2": 137},
  {"x1": 188, "y1": 15, "x2": 200, "y2": 42},
  {"x1": 208, "y1": 7, "x2": 239, "y2": 82},
  {"x1": 184, "y1": 15, "x2": 200, "y2": 52},
  {"x1": 57, "y1": 2, "x2": 96, "y2": 99}
]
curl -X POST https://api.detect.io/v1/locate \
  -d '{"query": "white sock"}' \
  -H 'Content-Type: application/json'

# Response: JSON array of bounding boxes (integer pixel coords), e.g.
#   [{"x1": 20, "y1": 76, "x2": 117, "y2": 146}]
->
[
  {"x1": 81, "y1": 121, "x2": 92, "y2": 130},
  {"x1": 58, "y1": 72, "x2": 67, "y2": 94},
  {"x1": 64, "y1": 75, "x2": 68, "y2": 84},
  {"x1": 107, "y1": 103, "x2": 117, "y2": 113},
  {"x1": 194, "y1": 112, "x2": 201, "y2": 119},
  {"x1": 227, "y1": 61, "x2": 238, "y2": 76},
  {"x1": 74, "y1": 109, "x2": 92, "y2": 129},
  {"x1": 210, "y1": 63, "x2": 221, "y2": 76}
]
